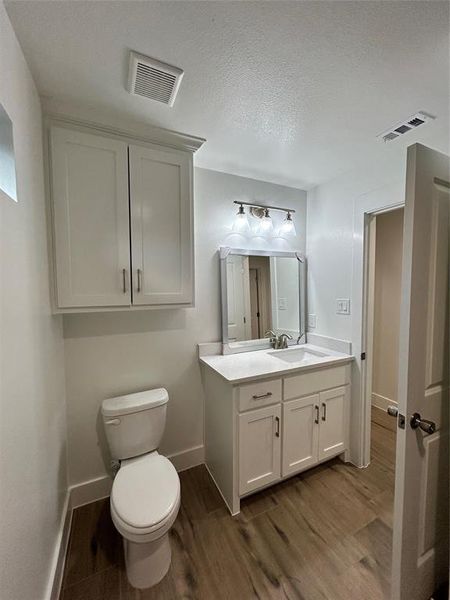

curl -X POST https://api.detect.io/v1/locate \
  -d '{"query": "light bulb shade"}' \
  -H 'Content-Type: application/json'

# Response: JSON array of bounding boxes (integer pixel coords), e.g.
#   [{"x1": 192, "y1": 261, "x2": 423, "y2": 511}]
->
[
  {"x1": 256, "y1": 208, "x2": 273, "y2": 234},
  {"x1": 232, "y1": 205, "x2": 250, "y2": 233},
  {"x1": 278, "y1": 212, "x2": 296, "y2": 237}
]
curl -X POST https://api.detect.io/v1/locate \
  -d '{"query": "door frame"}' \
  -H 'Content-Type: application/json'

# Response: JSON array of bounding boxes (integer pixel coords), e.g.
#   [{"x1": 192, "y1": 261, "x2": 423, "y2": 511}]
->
[
  {"x1": 360, "y1": 204, "x2": 404, "y2": 465},
  {"x1": 350, "y1": 179, "x2": 405, "y2": 467}
]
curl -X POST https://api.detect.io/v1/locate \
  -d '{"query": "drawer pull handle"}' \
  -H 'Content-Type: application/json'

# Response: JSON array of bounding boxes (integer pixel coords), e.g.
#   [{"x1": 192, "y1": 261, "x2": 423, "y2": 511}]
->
[
  {"x1": 275, "y1": 416, "x2": 280, "y2": 437},
  {"x1": 315, "y1": 405, "x2": 319, "y2": 424},
  {"x1": 252, "y1": 392, "x2": 273, "y2": 400},
  {"x1": 322, "y1": 403, "x2": 327, "y2": 421}
]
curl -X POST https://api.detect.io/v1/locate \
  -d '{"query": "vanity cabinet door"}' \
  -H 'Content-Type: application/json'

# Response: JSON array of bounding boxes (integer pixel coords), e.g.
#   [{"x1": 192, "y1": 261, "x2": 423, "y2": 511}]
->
[
  {"x1": 318, "y1": 386, "x2": 348, "y2": 461},
  {"x1": 50, "y1": 126, "x2": 131, "y2": 308},
  {"x1": 238, "y1": 404, "x2": 281, "y2": 495},
  {"x1": 129, "y1": 144, "x2": 193, "y2": 306},
  {"x1": 282, "y1": 394, "x2": 319, "y2": 477}
]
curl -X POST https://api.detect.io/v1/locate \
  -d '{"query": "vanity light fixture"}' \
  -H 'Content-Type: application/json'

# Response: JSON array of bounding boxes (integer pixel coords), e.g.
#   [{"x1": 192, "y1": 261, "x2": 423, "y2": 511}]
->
[
  {"x1": 232, "y1": 203, "x2": 250, "y2": 233},
  {"x1": 232, "y1": 201, "x2": 296, "y2": 237},
  {"x1": 278, "y1": 211, "x2": 296, "y2": 237}
]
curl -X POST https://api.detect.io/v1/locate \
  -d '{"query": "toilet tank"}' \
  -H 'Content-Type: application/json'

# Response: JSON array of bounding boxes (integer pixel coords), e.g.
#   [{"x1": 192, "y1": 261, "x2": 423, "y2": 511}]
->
[{"x1": 101, "y1": 388, "x2": 168, "y2": 460}]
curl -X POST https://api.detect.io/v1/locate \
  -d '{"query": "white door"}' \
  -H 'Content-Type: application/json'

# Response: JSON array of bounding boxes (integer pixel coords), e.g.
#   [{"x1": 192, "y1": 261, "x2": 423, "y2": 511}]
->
[
  {"x1": 282, "y1": 394, "x2": 319, "y2": 477},
  {"x1": 318, "y1": 387, "x2": 348, "y2": 461},
  {"x1": 238, "y1": 404, "x2": 281, "y2": 495},
  {"x1": 50, "y1": 126, "x2": 130, "y2": 307},
  {"x1": 392, "y1": 144, "x2": 449, "y2": 600},
  {"x1": 129, "y1": 144, "x2": 193, "y2": 305},
  {"x1": 226, "y1": 255, "x2": 251, "y2": 341}
]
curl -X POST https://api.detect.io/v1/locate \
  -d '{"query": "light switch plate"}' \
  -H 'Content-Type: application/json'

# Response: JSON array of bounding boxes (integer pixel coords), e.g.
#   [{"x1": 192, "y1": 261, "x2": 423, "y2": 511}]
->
[
  {"x1": 308, "y1": 314, "x2": 317, "y2": 329},
  {"x1": 336, "y1": 298, "x2": 350, "y2": 315},
  {"x1": 278, "y1": 298, "x2": 287, "y2": 310}
]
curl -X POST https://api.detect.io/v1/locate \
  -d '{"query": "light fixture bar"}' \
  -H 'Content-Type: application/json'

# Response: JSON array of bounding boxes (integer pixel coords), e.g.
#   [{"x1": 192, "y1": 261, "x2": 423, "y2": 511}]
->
[{"x1": 233, "y1": 200, "x2": 295, "y2": 214}]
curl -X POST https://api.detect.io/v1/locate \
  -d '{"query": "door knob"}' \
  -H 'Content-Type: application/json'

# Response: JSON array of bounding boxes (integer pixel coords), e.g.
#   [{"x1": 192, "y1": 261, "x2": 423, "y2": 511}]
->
[
  {"x1": 410, "y1": 412, "x2": 436, "y2": 435},
  {"x1": 387, "y1": 406, "x2": 398, "y2": 418}
]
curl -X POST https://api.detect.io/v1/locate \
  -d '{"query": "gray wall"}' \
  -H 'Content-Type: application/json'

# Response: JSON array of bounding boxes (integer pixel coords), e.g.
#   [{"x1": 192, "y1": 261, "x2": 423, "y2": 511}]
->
[
  {"x1": 63, "y1": 167, "x2": 307, "y2": 488},
  {"x1": 0, "y1": 4, "x2": 67, "y2": 598}
]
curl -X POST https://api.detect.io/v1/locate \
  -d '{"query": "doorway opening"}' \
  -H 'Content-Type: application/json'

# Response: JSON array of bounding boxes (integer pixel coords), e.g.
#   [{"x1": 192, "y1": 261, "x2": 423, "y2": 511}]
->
[{"x1": 362, "y1": 205, "x2": 405, "y2": 591}]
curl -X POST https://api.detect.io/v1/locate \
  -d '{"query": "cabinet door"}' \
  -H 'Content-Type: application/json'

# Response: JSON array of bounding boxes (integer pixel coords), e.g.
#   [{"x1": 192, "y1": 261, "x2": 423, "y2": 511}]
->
[
  {"x1": 282, "y1": 394, "x2": 319, "y2": 477},
  {"x1": 50, "y1": 126, "x2": 130, "y2": 308},
  {"x1": 129, "y1": 144, "x2": 193, "y2": 306},
  {"x1": 318, "y1": 386, "x2": 348, "y2": 461},
  {"x1": 239, "y1": 404, "x2": 281, "y2": 495}
]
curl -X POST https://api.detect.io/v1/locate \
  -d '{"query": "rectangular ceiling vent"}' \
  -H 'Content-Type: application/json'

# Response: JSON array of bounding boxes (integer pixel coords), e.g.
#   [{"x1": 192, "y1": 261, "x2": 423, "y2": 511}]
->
[
  {"x1": 377, "y1": 111, "x2": 436, "y2": 143},
  {"x1": 127, "y1": 51, "x2": 184, "y2": 107}
]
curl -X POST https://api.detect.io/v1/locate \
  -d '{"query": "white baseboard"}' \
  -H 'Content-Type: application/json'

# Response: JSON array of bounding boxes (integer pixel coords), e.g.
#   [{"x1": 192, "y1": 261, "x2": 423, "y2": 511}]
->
[
  {"x1": 371, "y1": 392, "x2": 397, "y2": 411},
  {"x1": 69, "y1": 444, "x2": 205, "y2": 509},
  {"x1": 69, "y1": 475, "x2": 113, "y2": 509},
  {"x1": 46, "y1": 492, "x2": 72, "y2": 600},
  {"x1": 168, "y1": 444, "x2": 205, "y2": 472}
]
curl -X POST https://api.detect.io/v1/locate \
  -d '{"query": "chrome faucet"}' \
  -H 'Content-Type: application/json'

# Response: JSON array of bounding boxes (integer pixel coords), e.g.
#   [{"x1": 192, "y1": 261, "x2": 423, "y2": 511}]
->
[{"x1": 264, "y1": 330, "x2": 293, "y2": 349}]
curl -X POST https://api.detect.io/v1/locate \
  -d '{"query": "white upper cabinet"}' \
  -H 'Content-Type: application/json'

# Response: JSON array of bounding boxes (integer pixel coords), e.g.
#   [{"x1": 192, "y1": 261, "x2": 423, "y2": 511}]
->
[
  {"x1": 129, "y1": 144, "x2": 193, "y2": 306},
  {"x1": 50, "y1": 126, "x2": 130, "y2": 308},
  {"x1": 48, "y1": 121, "x2": 199, "y2": 312}
]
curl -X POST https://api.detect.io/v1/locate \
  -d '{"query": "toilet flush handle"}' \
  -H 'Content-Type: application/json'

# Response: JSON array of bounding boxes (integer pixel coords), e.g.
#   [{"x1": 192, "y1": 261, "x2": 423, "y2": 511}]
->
[{"x1": 105, "y1": 418, "x2": 121, "y2": 426}]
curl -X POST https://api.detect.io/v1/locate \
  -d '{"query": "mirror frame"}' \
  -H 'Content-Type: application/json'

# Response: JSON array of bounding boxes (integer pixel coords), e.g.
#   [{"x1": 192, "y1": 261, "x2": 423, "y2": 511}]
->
[{"x1": 219, "y1": 246, "x2": 307, "y2": 354}]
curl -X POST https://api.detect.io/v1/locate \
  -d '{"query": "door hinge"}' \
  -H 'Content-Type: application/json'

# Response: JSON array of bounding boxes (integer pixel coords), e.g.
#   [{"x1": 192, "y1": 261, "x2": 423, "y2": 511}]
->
[{"x1": 361, "y1": 352, "x2": 366, "y2": 361}]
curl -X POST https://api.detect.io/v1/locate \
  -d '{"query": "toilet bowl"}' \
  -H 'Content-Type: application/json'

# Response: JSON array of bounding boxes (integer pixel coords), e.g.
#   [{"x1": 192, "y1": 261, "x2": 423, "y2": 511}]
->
[
  {"x1": 101, "y1": 388, "x2": 180, "y2": 589},
  {"x1": 110, "y1": 452, "x2": 180, "y2": 588}
]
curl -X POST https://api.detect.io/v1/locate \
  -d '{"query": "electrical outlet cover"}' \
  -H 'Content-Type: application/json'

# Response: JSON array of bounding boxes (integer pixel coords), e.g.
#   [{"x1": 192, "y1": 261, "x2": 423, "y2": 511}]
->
[{"x1": 308, "y1": 314, "x2": 317, "y2": 328}]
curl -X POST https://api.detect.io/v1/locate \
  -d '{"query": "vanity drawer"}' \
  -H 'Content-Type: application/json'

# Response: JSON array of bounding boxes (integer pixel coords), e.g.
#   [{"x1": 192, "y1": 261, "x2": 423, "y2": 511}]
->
[
  {"x1": 284, "y1": 365, "x2": 350, "y2": 401},
  {"x1": 238, "y1": 379, "x2": 282, "y2": 412}
]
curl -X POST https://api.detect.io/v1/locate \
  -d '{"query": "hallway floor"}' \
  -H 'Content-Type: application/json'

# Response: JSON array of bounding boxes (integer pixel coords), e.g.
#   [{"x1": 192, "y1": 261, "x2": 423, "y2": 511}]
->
[{"x1": 60, "y1": 421, "x2": 396, "y2": 600}]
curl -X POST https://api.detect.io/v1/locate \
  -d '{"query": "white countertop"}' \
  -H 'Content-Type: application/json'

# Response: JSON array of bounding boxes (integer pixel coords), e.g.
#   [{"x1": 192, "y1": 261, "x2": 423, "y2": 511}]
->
[{"x1": 199, "y1": 344, "x2": 354, "y2": 384}]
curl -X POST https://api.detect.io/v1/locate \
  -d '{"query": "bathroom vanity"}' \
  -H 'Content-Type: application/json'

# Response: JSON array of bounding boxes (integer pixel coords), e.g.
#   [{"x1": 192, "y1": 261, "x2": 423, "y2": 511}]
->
[
  {"x1": 200, "y1": 246, "x2": 353, "y2": 515},
  {"x1": 200, "y1": 345, "x2": 353, "y2": 515}
]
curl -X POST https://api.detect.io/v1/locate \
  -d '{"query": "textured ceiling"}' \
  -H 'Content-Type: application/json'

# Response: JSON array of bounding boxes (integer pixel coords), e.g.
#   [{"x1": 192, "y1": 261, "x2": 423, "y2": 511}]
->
[{"x1": 5, "y1": 0, "x2": 450, "y2": 189}]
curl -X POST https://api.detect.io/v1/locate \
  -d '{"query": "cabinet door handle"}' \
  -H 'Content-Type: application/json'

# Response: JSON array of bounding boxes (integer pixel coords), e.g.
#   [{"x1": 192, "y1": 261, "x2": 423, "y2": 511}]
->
[
  {"x1": 252, "y1": 392, "x2": 273, "y2": 400},
  {"x1": 275, "y1": 416, "x2": 280, "y2": 437},
  {"x1": 122, "y1": 268, "x2": 127, "y2": 294},
  {"x1": 322, "y1": 402, "x2": 327, "y2": 421},
  {"x1": 315, "y1": 405, "x2": 319, "y2": 424},
  {"x1": 137, "y1": 268, "x2": 142, "y2": 293}
]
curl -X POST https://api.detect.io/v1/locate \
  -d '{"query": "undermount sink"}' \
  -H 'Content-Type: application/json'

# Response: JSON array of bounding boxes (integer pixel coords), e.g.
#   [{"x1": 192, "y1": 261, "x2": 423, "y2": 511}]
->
[{"x1": 269, "y1": 346, "x2": 328, "y2": 364}]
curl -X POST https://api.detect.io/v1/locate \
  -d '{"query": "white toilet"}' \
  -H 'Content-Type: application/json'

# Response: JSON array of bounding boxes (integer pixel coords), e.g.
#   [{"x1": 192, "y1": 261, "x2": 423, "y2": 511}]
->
[{"x1": 101, "y1": 388, "x2": 180, "y2": 589}]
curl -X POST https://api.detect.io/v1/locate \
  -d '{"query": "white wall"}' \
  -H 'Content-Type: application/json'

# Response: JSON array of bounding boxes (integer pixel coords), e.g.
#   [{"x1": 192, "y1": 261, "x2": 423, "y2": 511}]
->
[
  {"x1": 0, "y1": 4, "x2": 67, "y2": 599},
  {"x1": 63, "y1": 167, "x2": 306, "y2": 489},
  {"x1": 372, "y1": 208, "x2": 404, "y2": 409},
  {"x1": 306, "y1": 152, "x2": 405, "y2": 342}
]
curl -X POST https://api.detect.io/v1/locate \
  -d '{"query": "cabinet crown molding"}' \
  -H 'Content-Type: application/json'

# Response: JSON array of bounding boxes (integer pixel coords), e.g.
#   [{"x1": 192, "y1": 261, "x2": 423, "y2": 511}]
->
[{"x1": 44, "y1": 113, "x2": 206, "y2": 154}]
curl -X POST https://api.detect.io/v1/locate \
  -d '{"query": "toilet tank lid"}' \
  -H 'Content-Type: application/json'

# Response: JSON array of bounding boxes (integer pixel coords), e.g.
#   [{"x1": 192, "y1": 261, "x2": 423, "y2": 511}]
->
[{"x1": 102, "y1": 388, "x2": 169, "y2": 417}]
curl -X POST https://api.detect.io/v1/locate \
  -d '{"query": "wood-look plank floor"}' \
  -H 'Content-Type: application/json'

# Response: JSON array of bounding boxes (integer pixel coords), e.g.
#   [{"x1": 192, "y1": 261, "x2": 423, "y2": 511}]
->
[{"x1": 60, "y1": 421, "x2": 396, "y2": 600}]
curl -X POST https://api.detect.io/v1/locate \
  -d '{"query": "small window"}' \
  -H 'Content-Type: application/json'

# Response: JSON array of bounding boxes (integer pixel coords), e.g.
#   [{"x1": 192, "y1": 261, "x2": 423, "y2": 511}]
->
[{"x1": 0, "y1": 103, "x2": 17, "y2": 202}]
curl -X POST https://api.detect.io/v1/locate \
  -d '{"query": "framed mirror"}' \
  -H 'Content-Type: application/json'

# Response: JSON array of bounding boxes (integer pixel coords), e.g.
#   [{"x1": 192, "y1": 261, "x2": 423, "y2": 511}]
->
[{"x1": 219, "y1": 247, "x2": 306, "y2": 353}]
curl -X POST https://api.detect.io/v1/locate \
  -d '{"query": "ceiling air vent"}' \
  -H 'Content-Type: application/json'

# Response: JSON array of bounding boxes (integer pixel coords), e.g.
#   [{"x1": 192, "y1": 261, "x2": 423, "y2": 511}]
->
[
  {"x1": 377, "y1": 111, "x2": 435, "y2": 143},
  {"x1": 127, "y1": 51, "x2": 184, "y2": 107}
]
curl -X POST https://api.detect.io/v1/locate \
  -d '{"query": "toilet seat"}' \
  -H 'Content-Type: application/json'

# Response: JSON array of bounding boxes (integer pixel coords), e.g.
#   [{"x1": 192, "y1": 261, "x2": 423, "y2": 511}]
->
[{"x1": 111, "y1": 452, "x2": 180, "y2": 543}]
